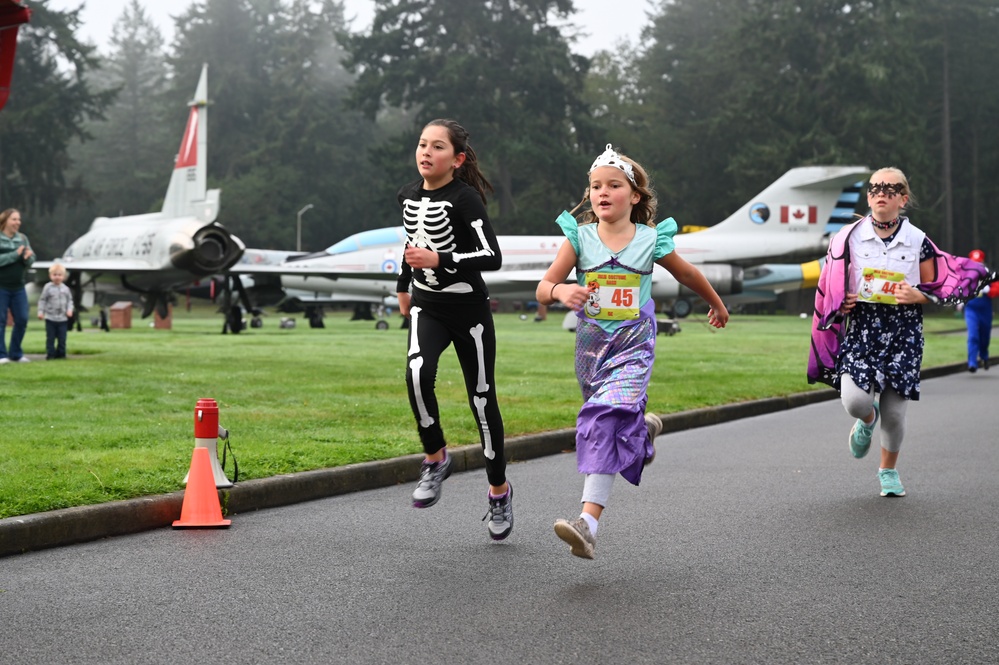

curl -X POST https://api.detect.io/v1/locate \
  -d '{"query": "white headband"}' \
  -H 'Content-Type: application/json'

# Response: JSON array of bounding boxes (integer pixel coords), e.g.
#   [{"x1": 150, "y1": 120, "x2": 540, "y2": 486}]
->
[{"x1": 589, "y1": 143, "x2": 636, "y2": 184}]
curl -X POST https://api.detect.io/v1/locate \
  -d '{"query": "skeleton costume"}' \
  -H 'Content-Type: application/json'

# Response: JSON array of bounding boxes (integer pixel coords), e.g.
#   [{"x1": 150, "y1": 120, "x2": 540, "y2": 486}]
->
[{"x1": 395, "y1": 177, "x2": 507, "y2": 487}]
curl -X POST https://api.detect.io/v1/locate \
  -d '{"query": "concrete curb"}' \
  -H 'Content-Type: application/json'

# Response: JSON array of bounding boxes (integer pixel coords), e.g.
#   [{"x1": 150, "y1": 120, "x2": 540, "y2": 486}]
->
[{"x1": 0, "y1": 363, "x2": 967, "y2": 557}]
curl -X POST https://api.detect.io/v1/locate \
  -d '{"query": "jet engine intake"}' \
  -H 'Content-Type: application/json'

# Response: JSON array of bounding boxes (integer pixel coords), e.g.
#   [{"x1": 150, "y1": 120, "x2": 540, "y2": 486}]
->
[{"x1": 172, "y1": 223, "x2": 245, "y2": 276}]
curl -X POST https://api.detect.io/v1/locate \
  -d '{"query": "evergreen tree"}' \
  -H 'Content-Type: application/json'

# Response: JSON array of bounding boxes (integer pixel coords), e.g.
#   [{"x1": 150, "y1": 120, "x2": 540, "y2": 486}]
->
[
  {"x1": 633, "y1": 0, "x2": 933, "y2": 226},
  {"x1": 0, "y1": 1, "x2": 114, "y2": 256},
  {"x1": 72, "y1": 0, "x2": 173, "y2": 218},
  {"x1": 345, "y1": 0, "x2": 594, "y2": 233},
  {"x1": 168, "y1": 0, "x2": 379, "y2": 249}
]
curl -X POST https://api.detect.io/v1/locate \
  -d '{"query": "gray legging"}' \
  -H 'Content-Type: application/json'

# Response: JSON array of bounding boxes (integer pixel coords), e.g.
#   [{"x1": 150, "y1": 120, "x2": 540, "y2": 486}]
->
[
  {"x1": 840, "y1": 374, "x2": 909, "y2": 453},
  {"x1": 581, "y1": 473, "x2": 616, "y2": 508}
]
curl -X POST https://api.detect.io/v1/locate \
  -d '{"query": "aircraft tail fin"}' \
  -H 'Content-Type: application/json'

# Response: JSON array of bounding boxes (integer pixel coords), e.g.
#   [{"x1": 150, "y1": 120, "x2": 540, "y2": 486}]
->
[
  {"x1": 161, "y1": 64, "x2": 217, "y2": 222},
  {"x1": 702, "y1": 166, "x2": 871, "y2": 236},
  {"x1": 824, "y1": 180, "x2": 865, "y2": 235}
]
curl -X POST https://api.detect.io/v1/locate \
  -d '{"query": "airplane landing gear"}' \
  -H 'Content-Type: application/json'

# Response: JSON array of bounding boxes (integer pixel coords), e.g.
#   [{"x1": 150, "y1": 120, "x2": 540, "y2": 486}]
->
[
  {"x1": 224, "y1": 304, "x2": 244, "y2": 334},
  {"x1": 671, "y1": 298, "x2": 693, "y2": 318},
  {"x1": 305, "y1": 305, "x2": 325, "y2": 328}
]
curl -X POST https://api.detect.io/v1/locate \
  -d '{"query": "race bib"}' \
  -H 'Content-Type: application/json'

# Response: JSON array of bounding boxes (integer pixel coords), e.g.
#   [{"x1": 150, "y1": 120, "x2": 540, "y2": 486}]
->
[
  {"x1": 857, "y1": 267, "x2": 905, "y2": 305},
  {"x1": 582, "y1": 272, "x2": 640, "y2": 320}
]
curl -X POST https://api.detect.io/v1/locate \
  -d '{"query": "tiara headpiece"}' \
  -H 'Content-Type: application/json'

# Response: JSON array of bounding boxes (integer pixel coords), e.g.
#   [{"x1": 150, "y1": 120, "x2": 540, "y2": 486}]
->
[{"x1": 589, "y1": 143, "x2": 635, "y2": 185}]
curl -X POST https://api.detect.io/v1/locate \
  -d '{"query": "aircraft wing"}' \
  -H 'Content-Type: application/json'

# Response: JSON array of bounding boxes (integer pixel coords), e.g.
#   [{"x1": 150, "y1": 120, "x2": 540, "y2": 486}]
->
[
  {"x1": 483, "y1": 269, "x2": 556, "y2": 297},
  {"x1": 233, "y1": 264, "x2": 555, "y2": 295},
  {"x1": 228, "y1": 264, "x2": 395, "y2": 280},
  {"x1": 34, "y1": 259, "x2": 174, "y2": 275}
]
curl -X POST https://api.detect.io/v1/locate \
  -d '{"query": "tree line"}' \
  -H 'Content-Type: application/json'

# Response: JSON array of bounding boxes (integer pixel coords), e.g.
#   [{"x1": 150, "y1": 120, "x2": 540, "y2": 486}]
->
[{"x1": 2, "y1": 0, "x2": 997, "y2": 263}]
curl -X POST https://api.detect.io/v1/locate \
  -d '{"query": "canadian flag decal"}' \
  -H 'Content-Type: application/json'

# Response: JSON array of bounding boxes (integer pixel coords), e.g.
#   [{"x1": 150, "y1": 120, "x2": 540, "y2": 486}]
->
[
  {"x1": 780, "y1": 205, "x2": 817, "y2": 225},
  {"x1": 174, "y1": 108, "x2": 198, "y2": 169}
]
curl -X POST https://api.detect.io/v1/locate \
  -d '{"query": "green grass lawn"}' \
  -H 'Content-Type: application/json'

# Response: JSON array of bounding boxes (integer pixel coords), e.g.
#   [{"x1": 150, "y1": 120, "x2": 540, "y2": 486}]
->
[{"x1": 0, "y1": 305, "x2": 970, "y2": 518}]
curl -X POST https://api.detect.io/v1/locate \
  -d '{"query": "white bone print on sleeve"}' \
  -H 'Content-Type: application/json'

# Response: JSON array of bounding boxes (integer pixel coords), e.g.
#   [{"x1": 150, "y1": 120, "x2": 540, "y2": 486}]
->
[{"x1": 451, "y1": 218, "x2": 496, "y2": 263}]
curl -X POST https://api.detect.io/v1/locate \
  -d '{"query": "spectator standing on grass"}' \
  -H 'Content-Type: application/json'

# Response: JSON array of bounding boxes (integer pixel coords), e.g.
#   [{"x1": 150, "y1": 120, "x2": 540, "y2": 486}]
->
[
  {"x1": 0, "y1": 208, "x2": 35, "y2": 364},
  {"x1": 37, "y1": 263, "x2": 74, "y2": 360}
]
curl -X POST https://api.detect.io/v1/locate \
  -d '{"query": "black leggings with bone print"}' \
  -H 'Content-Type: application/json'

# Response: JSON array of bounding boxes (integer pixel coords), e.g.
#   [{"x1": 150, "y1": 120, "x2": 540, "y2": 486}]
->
[{"x1": 404, "y1": 297, "x2": 506, "y2": 487}]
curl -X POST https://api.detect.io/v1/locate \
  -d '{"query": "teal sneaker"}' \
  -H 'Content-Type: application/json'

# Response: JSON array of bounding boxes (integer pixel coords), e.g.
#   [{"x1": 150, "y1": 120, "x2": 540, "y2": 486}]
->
[
  {"x1": 878, "y1": 468, "x2": 906, "y2": 497},
  {"x1": 848, "y1": 401, "x2": 879, "y2": 458}
]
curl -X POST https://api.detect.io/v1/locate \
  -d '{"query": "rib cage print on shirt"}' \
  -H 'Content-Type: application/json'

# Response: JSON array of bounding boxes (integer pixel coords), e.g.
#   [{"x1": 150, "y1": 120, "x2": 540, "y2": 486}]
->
[
  {"x1": 402, "y1": 195, "x2": 496, "y2": 292},
  {"x1": 402, "y1": 197, "x2": 457, "y2": 287}
]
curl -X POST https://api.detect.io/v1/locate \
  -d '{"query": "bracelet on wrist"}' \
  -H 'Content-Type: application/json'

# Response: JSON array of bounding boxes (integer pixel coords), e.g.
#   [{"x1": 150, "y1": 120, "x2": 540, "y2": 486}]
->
[{"x1": 549, "y1": 283, "x2": 559, "y2": 303}]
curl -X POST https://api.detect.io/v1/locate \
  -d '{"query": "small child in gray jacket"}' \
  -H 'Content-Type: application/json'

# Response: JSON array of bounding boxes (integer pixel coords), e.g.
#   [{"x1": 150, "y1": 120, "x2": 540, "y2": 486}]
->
[{"x1": 37, "y1": 263, "x2": 74, "y2": 359}]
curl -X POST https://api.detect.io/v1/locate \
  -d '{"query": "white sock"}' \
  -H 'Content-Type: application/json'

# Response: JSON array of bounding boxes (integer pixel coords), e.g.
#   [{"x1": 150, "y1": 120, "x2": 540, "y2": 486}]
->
[{"x1": 580, "y1": 512, "x2": 598, "y2": 536}]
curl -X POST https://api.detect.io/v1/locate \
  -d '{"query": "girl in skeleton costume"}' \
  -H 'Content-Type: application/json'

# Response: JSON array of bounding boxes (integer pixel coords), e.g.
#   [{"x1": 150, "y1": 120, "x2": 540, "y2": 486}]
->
[
  {"x1": 396, "y1": 119, "x2": 513, "y2": 541},
  {"x1": 808, "y1": 167, "x2": 994, "y2": 498},
  {"x1": 537, "y1": 145, "x2": 729, "y2": 559}
]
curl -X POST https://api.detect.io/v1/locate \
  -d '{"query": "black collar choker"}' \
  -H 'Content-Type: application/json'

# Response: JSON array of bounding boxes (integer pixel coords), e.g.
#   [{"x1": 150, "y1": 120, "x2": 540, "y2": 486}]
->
[{"x1": 871, "y1": 217, "x2": 900, "y2": 230}]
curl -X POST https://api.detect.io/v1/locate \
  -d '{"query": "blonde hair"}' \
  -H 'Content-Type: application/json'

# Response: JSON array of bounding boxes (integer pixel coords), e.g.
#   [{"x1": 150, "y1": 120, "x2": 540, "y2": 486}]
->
[
  {"x1": 869, "y1": 166, "x2": 916, "y2": 212},
  {"x1": 49, "y1": 263, "x2": 67, "y2": 277},
  {"x1": 571, "y1": 152, "x2": 658, "y2": 227}
]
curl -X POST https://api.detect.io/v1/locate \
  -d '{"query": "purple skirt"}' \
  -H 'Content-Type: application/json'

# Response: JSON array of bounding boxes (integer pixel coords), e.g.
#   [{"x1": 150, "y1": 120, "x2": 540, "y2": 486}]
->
[{"x1": 574, "y1": 316, "x2": 656, "y2": 485}]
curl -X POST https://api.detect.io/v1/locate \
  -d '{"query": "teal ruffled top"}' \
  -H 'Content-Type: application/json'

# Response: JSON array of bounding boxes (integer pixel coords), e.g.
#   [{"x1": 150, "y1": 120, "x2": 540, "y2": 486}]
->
[{"x1": 555, "y1": 211, "x2": 677, "y2": 332}]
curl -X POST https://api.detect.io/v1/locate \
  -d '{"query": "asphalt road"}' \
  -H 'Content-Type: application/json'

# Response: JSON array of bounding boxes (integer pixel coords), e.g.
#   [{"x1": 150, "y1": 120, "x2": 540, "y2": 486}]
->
[{"x1": 2, "y1": 371, "x2": 997, "y2": 664}]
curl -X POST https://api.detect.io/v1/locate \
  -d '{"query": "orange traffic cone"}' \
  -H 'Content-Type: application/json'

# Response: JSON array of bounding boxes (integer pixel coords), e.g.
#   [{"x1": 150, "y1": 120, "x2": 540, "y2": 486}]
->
[{"x1": 173, "y1": 447, "x2": 231, "y2": 528}]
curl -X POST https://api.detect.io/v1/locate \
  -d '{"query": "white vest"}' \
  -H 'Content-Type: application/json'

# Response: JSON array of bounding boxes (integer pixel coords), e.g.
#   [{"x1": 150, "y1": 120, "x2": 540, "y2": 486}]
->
[{"x1": 848, "y1": 217, "x2": 925, "y2": 292}]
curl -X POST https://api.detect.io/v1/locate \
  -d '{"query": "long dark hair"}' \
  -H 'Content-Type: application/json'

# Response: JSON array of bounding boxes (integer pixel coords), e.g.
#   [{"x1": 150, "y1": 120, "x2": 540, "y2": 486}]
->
[{"x1": 424, "y1": 119, "x2": 493, "y2": 204}]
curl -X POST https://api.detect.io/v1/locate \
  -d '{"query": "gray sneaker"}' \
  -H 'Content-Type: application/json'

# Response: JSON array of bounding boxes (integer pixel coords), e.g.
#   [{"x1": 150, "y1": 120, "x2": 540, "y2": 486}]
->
[
  {"x1": 411, "y1": 454, "x2": 454, "y2": 508},
  {"x1": 644, "y1": 413, "x2": 663, "y2": 466},
  {"x1": 554, "y1": 517, "x2": 596, "y2": 559},
  {"x1": 482, "y1": 482, "x2": 513, "y2": 541}
]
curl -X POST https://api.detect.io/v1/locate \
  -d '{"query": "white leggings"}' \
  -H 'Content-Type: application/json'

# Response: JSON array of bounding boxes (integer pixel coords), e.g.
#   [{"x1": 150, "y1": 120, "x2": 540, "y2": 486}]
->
[
  {"x1": 840, "y1": 374, "x2": 909, "y2": 453},
  {"x1": 581, "y1": 473, "x2": 616, "y2": 507}
]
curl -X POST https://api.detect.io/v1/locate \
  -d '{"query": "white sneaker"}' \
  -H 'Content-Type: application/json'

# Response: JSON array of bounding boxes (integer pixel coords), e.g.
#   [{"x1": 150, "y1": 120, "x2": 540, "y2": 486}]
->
[
  {"x1": 0, "y1": 358, "x2": 10, "y2": 364},
  {"x1": 17, "y1": 357, "x2": 30, "y2": 363}
]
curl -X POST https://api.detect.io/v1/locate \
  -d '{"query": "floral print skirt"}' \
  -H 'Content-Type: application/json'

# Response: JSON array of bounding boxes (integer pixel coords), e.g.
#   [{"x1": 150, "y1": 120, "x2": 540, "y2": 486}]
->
[{"x1": 838, "y1": 302, "x2": 923, "y2": 400}]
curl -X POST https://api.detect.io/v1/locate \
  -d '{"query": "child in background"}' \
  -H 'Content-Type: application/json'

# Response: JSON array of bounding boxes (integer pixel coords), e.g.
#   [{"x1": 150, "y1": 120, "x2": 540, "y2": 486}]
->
[
  {"x1": 536, "y1": 144, "x2": 729, "y2": 559},
  {"x1": 37, "y1": 263, "x2": 74, "y2": 359},
  {"x1": 962, "y1": 249, "x2": 998, "y2": 372}
]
